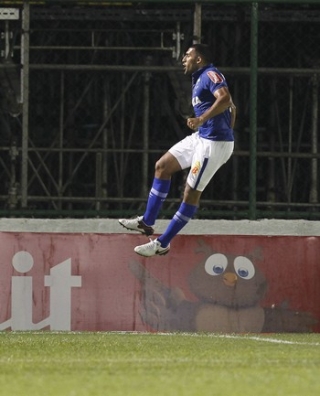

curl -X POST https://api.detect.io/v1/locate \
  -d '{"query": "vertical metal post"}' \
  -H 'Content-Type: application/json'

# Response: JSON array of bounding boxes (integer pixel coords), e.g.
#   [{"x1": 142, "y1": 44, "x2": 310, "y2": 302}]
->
[
  {"x1": 249, "y1": 2, "x2": 258, "y2": 219},
  {"x1": 193, "y1": 3, "x2": 202, "y2": 44},
  {"x1": 119, "y1": 73, "x2": 125, "y2": 199},
  {"x1": 174, "y1": 21, "x2": 182, "y2": 60},
  {"x1": 21, "y1": 1, "x2": 30, "y2": 208},
  {"x1": 95, "y1": 153, "x2": 102, "y2": 211},
  {"x1": 102, "y1": 80, "x2": 108, "y2": 206},
  {"x1": 287, "y1": 76, "x2": 293, "y2": 202},
  {"x1": 4, "y1": 21, "x2": 10, "y2": 59},
  {"x1": 97, "y1": 78, "x2": 109, "y2": 211},
  {"x1": 142, "y1": 58, "x2": 151, "y2": 198},
  {"x1": 310, "y1": 74, "x2": 318, "y2": 205},
  {"x1": 58, "y1": 71, "x2": 64, "y2": 210}
]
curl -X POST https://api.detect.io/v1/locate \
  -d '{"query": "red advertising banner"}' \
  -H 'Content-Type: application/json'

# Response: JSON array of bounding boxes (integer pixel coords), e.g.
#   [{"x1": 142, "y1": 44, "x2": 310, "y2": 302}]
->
[{"x1": 0, "y1": 232, "x2": 319, "y2": 333}]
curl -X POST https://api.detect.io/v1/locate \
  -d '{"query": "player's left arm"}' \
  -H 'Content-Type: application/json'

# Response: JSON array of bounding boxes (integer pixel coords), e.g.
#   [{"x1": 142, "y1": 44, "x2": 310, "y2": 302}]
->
[{"x1": 187, "y1": 87, "x2": 232, "y2": 130}]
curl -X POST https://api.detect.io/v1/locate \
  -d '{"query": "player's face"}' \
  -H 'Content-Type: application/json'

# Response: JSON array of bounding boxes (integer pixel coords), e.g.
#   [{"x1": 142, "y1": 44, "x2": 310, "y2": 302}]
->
[{"x1": 182, "y1": 47, "x2": 200, "y2": 75}]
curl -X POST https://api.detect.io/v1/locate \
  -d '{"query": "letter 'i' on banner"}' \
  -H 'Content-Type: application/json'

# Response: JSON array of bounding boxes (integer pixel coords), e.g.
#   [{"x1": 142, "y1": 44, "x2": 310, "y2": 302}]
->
[
  {"x1": 11, "y1": 251, "x2": 34, "y2": 330},
  {"x1": 0, "y1": 251, "x2": 82, "y2": 331}
]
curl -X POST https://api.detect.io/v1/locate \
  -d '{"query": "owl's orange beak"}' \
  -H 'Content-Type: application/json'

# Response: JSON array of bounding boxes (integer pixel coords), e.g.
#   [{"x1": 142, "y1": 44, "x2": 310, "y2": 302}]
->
[{"x1": 223, "y1": 272, "x2": 238, "y2": 287}]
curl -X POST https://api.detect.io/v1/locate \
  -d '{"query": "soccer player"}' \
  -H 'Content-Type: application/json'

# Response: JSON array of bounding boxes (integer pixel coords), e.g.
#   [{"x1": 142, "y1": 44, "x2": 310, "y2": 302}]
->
[{"x1": 119, "y1": 43, "x2": 236, "y2": 257}]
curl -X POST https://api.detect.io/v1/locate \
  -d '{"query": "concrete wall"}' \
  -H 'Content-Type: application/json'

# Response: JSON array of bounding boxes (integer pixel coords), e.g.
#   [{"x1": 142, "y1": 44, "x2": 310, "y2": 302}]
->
[
  {"x1": 1, "y1": 218, "x2": 320, "y2": 235},
  {"x1": 0, "y1": 218, "x2": 319, "y2": 333}
]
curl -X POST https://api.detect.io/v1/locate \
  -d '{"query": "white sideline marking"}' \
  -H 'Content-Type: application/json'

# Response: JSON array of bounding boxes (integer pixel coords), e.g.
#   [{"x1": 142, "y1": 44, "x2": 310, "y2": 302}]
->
[
  {"x1": 148, "y1": 332, "x2": 320, "y2": 346},
  {"x1": 215, "y1": 334, "x2": 320, "y2": 346},
  {"x1": 114, "y1": 331, "x2": 320, "y2": 347}
]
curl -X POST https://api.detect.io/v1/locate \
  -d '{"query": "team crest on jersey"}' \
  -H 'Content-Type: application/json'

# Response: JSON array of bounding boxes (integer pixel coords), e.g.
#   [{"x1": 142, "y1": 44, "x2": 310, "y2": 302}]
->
[
  {"x1": 191, "y1": 161, "x2": 201, "y2": 175},
  {"x1": 192, "y1": 96, "x2": 202, "y2": 106},
  {"x1": 207, "y1": 71, "x2": 224, "y2": 84}
]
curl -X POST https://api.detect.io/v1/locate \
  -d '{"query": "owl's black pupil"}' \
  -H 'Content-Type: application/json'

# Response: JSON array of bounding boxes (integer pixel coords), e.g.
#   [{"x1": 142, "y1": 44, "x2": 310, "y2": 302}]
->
[{"x1": 239, "y1": 269, "x2": 248, "y2": 277}]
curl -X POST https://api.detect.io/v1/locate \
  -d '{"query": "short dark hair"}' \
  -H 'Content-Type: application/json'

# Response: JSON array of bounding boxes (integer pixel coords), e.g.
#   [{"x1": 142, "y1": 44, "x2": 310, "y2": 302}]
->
[{"x1": 190, "y1": 44, "x2": 213, "y2": 63}]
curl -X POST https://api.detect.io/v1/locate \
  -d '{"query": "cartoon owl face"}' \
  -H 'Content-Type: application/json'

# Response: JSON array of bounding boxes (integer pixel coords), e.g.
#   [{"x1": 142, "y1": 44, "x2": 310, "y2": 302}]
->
[{"x1": 188, "y1": 252, "x2": 267, "y2": 308}]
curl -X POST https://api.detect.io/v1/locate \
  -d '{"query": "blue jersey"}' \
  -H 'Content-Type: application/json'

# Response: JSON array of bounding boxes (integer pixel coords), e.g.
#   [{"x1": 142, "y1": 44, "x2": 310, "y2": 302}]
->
[{"x1": 192, "y1": 64, "x2": 234, "y2": 141}]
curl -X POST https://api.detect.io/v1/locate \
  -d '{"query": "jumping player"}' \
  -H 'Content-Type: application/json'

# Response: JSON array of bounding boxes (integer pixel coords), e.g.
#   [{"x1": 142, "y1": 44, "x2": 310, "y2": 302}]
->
[{"x1": 119, "y1": 43, "x2": 236, "y2": 257}]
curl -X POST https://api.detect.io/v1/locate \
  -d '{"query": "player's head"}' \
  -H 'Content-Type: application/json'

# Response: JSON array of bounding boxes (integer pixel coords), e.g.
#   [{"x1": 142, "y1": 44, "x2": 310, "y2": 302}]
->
[
  {"x1": 190, "y1": 44, "x2": 214, "y2": 63},
  {"x1": 182, "y1": 43, "x2": 213, "y2": 74}
]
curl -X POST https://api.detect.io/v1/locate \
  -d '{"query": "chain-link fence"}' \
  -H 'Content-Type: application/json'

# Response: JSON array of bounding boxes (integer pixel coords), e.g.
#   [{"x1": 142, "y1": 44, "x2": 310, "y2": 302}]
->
[{"x1": 0, "y1": 1, "x2": 319, "y2": 219}]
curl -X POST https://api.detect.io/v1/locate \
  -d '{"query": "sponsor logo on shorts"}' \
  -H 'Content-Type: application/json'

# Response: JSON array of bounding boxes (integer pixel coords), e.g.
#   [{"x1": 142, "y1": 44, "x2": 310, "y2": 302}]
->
[{"x1": 191, "y1": 161, "x2": 201, "y2": 174}]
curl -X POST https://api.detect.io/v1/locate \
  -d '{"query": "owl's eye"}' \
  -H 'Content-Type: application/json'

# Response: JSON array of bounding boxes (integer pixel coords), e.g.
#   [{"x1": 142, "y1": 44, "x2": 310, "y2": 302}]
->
[
  {"x1": 204, "y1": 253, "x2": 228, "y2": 276},
  {"x1": 234, "y1": 256, "x2": 255, "y2": 279}
]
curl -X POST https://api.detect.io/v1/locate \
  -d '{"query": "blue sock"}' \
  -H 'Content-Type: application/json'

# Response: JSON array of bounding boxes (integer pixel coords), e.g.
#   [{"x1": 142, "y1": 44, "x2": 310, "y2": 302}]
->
[
  {"x1": 143, "y1": 178, "x2": 171, "y2": 226},
  {"x1": 158, "y1": 202, "x2": 197, "y2": 247}
]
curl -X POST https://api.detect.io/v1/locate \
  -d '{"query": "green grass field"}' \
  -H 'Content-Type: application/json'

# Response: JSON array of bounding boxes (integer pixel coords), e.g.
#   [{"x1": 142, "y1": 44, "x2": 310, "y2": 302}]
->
[{"x1": 0, "y1": 332, "x2": 319, "y2": 396}]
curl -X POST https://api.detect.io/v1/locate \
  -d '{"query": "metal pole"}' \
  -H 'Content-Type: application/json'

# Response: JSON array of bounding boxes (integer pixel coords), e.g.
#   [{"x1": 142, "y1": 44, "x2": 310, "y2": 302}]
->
[
  {"x1": 174, "y1": 21, "x2": 182, "y2": 60},
  {"x1": 21, "y1": 1, "x2": 30, "y2": 208},
  {"x1": 193, "y1": 3, "x2": 202, "y2": 44},
  {"x1": 120, "y1": 73, "x2": 126, "y2": 199},
  {"x1": 95, "y1": 153, "x2": 102, "y2": 211},
  {"x1": 287, "y1": 76, "x2": 293, "y2": 202},
  {"x1": 58, "y1": 71, "x2": 64, "y2": 210},
  {"x1": 102, "y1": 79, "x2": 109, "y2": 207},
  {"x1": 310, "y1": 74, "x2": 318, "y2": 205},
  {"x1": 249, "y1": 2, "x2": 258, "y2": 219},
  {"x1": 142, "y1": 58, "x2": 151, "y2": 198},
  {"x1": 4, "y1": 20, "x2": 10, "y2": 59}
]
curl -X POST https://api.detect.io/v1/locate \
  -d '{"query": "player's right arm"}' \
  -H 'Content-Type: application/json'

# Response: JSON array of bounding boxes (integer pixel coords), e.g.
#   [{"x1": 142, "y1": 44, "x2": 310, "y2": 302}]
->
[{"x1": 230, "y1": 100, "x2": 236, "y2": 129}]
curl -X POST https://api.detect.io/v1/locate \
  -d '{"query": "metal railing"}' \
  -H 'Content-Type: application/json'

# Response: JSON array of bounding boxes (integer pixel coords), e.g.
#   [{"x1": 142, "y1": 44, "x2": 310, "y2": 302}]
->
[{"x1": 0, "y1": 1, "x2": 319, "y2": 219}]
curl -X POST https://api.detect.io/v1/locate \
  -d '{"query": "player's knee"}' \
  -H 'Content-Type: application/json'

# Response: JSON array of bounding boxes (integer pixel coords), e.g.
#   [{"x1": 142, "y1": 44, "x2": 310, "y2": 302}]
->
[
  {"x1": 155, "y1": 159, "x2": 167, "y2": 176},
  {"x1": 155, "y1": 153, "x2": 180, "y2": 178}
]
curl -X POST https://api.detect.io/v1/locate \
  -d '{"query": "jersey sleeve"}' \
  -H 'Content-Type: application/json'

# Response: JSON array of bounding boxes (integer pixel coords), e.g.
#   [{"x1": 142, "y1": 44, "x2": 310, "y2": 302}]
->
[{"x1": 205, "y1": 70, "x2": 228, "y2": 94}]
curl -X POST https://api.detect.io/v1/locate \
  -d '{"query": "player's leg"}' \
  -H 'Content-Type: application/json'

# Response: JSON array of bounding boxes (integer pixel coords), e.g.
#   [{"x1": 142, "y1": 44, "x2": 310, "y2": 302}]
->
[
  {"x1": 170, "y1": 140, "x2": 234, "y2": 234},
  {"x1": 142, "y1": 152, "x2": 181, "y2": 227},
  {"x1": 155, "y1": 137, "x2": 215, "y2": 248},
  {"x1": 133, "y1": 185, "x2": 200, "y2": 257},
  {"x1": 134, "y1": 140, "x2": 234, "y2": 256},
  {"x1": 156, "y1": 186, "x2": 200, "y2": 250},
  {"x1": 119, "y1": 135, "x2": 195, "y2": 235},
  {"x1": 119, "y1": 152, "x2": 182, "y2": 235}
]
